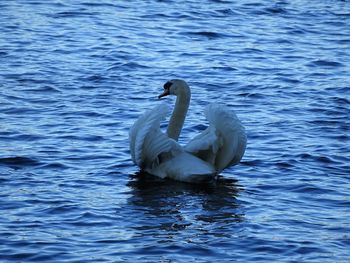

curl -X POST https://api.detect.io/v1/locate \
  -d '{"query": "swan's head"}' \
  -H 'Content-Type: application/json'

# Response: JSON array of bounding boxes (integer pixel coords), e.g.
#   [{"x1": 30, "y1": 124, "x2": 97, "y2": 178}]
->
[{"x1": 158, "y1": 79, "x2": 190, "y2": 99}]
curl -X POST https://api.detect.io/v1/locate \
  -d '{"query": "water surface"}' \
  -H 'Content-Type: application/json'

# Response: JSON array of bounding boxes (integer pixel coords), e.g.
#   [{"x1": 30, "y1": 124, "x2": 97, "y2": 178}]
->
[{"x1": 1, "y1": 0, "x2": 350, "y2": 262}]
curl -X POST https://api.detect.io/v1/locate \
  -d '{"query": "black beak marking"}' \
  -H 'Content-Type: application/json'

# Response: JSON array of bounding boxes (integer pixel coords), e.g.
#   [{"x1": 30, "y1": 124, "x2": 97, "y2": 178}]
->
[{"x1": 163, "y1": 81, "x2": 173, "y2": 90}]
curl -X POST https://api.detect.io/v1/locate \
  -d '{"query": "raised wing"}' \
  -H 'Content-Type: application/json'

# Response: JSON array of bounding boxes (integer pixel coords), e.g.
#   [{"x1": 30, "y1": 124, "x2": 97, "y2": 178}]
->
[
  {"x1": 129, "y1": 103, "x2": 181, "y2": 170},
  {"x1": 185, "y1": 104, "x2": 247, "y2": 173}
]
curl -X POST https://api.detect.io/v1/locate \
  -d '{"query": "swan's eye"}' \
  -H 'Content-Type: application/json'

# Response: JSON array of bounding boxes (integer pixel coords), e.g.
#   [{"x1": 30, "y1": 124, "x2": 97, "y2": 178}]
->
[{"x1": 163, "y1": 81, "x2": 172, "y2": 90}]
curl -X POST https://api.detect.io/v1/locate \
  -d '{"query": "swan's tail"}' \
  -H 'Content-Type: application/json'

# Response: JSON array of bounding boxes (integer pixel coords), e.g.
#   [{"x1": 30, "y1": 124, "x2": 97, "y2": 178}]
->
[{"x1": 150, "y1": 152, "x2": 216, "y2": 183}]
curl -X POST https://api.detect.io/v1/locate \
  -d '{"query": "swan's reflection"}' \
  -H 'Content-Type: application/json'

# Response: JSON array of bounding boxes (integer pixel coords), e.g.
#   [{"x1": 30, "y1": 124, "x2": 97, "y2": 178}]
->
[{"x1": 126, "y1": 171, "x2": 244, "y2": 237}]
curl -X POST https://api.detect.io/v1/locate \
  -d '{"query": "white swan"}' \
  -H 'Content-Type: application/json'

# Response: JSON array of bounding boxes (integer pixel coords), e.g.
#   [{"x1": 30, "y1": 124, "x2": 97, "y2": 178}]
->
[{"x1": 129, "y1": 79, "x2": 247, "y2": 183}]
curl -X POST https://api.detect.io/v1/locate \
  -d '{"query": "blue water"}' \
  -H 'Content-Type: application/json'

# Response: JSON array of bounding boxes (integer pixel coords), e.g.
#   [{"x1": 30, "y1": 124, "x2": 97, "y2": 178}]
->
[{"x1": 1, "y1": 0, "x2": 350, "y2": 262}]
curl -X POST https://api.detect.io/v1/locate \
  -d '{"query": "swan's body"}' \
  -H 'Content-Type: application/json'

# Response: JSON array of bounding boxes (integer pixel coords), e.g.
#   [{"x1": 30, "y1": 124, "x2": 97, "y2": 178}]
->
[{"x1": 129, "y1": 79, "x2": 246, "y2": 183}]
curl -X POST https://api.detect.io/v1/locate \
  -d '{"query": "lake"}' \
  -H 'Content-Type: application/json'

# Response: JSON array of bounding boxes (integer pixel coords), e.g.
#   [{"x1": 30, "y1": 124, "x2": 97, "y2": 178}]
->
[{"x1": 0, "y1": 0, "x2": 349, "y2": 262}]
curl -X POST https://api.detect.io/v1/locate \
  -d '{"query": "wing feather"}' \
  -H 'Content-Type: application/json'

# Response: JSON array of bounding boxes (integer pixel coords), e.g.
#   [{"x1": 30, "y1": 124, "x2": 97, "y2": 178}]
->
[
  {"x1": 185, "y1": 103, "x2": 246, "y2": 172},
  {"x1": 129, "y1": 103, "x2": 180, "y2": 169}
]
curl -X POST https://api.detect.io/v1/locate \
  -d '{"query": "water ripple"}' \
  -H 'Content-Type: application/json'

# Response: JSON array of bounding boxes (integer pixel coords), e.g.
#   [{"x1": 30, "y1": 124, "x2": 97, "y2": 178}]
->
[{"x1": 0, "y1": 0, "x2": 349, "y2": 262}]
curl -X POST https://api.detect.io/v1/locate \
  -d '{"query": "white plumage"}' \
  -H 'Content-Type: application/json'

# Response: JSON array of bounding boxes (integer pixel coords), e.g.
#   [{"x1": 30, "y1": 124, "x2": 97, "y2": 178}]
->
[
  {"x1": 129, "y1": 79, "x2": 246, "y2": 183},
  {"x1": 186, "y1": 104, "x2": 247, "y2": 173}
]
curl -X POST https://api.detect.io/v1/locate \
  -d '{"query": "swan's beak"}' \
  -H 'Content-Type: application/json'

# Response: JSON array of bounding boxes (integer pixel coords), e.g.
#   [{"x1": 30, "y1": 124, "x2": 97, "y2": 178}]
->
[{"x1": 158, "y1": 89, "x2": 170, "y2": 99}]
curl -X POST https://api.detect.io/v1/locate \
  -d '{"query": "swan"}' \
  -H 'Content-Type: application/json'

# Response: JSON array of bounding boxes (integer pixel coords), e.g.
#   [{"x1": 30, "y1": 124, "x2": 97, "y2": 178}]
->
[{"x1": 129, "y1": 79, "x2": 247, "y2": 183}]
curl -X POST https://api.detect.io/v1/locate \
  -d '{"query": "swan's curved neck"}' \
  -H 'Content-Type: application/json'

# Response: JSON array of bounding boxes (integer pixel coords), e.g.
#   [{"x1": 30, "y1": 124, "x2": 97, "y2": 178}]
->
[{"x1": 167, "y1": 86, "x2": 191, "y2": 141}]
